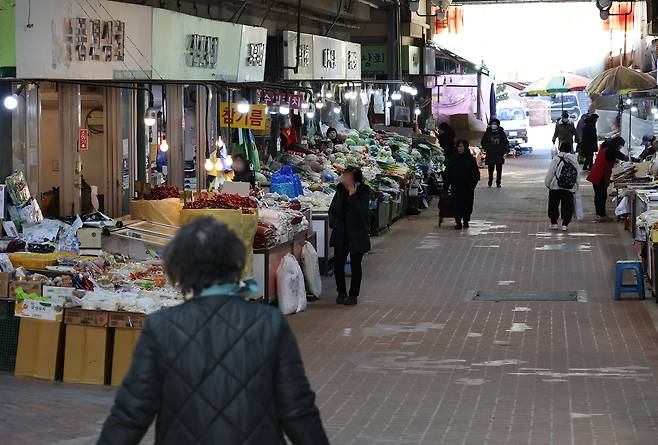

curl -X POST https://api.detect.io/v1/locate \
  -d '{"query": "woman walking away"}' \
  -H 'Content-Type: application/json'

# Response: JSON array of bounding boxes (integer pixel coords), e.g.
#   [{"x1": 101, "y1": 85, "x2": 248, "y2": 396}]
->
[
  {"x1": 445, "y1": 139, "x2": 480, "y2": 230},
  {"x1": 578, "y1": 113, "x2": 599, "y2": 171},
  {"x1": 586, "y1": 135, "x2": 629, "y2": 222},
  {"x1": 437, "y1": 122, "x2": 456, "y2": 161},
  {"x1": 545, "y1": 142, "x2": 580, "y2": 231},
  {"x1": 329, "y1": 167, "x2": 371, "y2": 306},
  {"x1": 98, "y1": 217, "x2": 329, "y2": 445},
  {"x1": 481, "y1": 118, "x2": 510, "y2": 188}
]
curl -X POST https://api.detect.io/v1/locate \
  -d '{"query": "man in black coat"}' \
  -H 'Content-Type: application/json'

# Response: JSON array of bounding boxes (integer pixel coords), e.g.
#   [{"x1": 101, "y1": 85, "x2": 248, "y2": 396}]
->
[
  {"x1": 98, "y1": 218, "x2": 328, "y2": 445},
  {"x1": 577, "y1": 113, "x2": 599, "y2": 171},
  {"x1": 481, "y1": 118, "x2": 510, "y2": 188},
  {"x1": 329, "y1": 167, "x2": 371, "y2": 306}
]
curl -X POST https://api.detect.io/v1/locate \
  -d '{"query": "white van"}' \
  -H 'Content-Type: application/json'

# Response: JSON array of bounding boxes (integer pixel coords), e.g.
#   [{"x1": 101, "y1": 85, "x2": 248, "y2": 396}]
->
[{"x1": 497, "y1": 99, "x2": 529, "y2": 144}]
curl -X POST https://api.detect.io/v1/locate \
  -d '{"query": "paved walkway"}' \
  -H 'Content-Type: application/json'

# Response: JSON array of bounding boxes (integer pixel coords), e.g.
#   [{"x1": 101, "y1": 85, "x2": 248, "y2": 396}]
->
[{"x1": 2, "y1": 149, "x2": 658, "y2": 445}]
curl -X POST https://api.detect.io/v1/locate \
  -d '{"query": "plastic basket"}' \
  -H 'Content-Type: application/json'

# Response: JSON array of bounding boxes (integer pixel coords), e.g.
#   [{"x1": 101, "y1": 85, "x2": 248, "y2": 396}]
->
[{"x1": 0, "y1": 301, "x2": 20, "y2": 372}]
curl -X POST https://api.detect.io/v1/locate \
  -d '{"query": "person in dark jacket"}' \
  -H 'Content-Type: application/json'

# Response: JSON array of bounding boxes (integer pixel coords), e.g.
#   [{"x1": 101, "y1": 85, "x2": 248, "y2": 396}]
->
[
  {"x1": 231, "y1": 154, "x2": 256, "y2": 187},
  {"x1": 639, "y1": 135, "x2": 657, "y2": 161},
  {"x1": 577, "y1": 113, "x2": 599, "y2": 171},
  {"x1": 444, "y1": 139, "x2": 480, "y2": 229},
  {"x1": 437, "y1": 122, "x2": 456, "y2": 160},
  {"x1": 586, "y1": 135, "x2": 629, "y2": 221},
  {"x1": 552, "y1": 111, "x2": 579, "y2": 152},
  {"x1": 481, "y1": 118, "x2": 509, "y2": 188},
  {"x1": 329, "y1": 167, "x2": 371, "y2": 306},
  {"x1": 98, "y1": 218, "x2": 329, "y2": 445}
]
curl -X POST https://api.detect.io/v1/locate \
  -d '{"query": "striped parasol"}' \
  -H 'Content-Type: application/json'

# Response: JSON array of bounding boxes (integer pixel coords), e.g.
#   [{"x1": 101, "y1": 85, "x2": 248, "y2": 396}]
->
[{"x1": 523, "y1": 73, "x2": 591, "y2": 97}]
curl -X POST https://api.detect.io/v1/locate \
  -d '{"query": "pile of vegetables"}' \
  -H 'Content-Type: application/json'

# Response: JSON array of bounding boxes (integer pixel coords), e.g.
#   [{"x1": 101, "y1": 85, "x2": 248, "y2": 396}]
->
[
  {"x1": 145, "y1": 185, "x2": 181, "y2": 200},
  {"x1": 184, "y1": 193, "x2": 257, "y2": 211}
]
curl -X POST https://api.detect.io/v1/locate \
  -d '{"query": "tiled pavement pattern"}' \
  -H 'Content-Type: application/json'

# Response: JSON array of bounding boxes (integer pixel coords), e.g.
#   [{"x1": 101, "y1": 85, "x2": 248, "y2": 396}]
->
[{"x1": 3, "y1": 149, "x2": 658, "y2": 444}]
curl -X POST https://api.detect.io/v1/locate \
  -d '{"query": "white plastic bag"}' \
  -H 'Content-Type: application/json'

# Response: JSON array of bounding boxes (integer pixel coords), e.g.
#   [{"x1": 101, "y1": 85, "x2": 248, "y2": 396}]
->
[
  {"x1": 301, "y1": 242, "x2": 322, "y2": 297},
  {"x1": 574, "y1": 191, "x2": 584, "y2": 221},
  {"x1": 615, "y1": 196, "x2": 631, "y2": 217},
  {"x1": 276, "y1": 254, "x2": 307, "y2": 314}
]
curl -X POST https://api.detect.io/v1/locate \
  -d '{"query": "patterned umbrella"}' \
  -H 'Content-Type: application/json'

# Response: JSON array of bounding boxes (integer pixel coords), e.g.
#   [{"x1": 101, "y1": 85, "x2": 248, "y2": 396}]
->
[
  {"x1": 586, "y1": 65, "x2": 656, "y2": 96},
  {"x1": 523, "y1": 73, "x2": 591, "y2": 97}
]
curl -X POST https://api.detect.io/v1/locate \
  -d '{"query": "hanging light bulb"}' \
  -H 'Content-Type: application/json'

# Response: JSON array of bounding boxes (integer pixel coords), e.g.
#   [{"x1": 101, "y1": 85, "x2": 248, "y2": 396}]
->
[
  {"x1": 215, "y1": 158, "x2": 224, "y2": 171},
  {"x1": 3, "y1": 94, "x2": 18, "y2": 110},
  {"x1": 204, "y1": 158, "x2": 214, "y2": 171},
  {"x1": 159, "y1": 137, "x2": 169, "y2": 152},
  {"x1": 237, "y1": 99, "x2": 250, "y2": 114},
  {"x1": 224, "y1": 155, "x2": 233, "y2": 168},
  {"x1": 316, "y1": 101, "x2": 325, "y2": 109},
  {"x1": 626, "y1": 98, "x2": 632, "y2": 105},
  {"x1": 325, "y1": 91, "x2": 333, "y2": 99},
  {"x1": 301, "y1": 101, "x2": 310, "y2": 110},
  {"x1": 385, "y1": 101, "x2": 392, "y2": 108},
  {"x1": 143, "y1": 107, "x2": 157, "y2": 127},
  {"x1": 216, "y1": 136, "x2": 225, "y2": 148},
  {"x1": 279, "y1": 103, "x2": 290, "y2": 115},
  {"x1": 400, "y1": 85, "x2": 409, "y2": 93},
  {"x1": 414, "y1": 108, "x2": 421, "y2": 116},
  {"x1": 306, "y1": 111, "x2": 315, "y2": 119},
  {"x1": 410, "y1": 88, "x2": 418, "y2": 96},
  {"x1": 333, "y1": 106, "x2": 341, "y2": 114},
  {"x1": 391, "y1": 91, "x2": 402, "y2": 101},
  {"x1": 651, "y1": 107, "x2": 657, "y2": 114}
]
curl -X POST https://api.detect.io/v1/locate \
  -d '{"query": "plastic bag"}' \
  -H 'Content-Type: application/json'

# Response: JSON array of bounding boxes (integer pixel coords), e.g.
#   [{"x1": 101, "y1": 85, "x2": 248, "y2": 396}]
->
[
  {"x1": 271, "y1": 166, "x2": 303, "y2": 198},
  {"x1": 276, "y1": 253, "x2": 306, "y2": 314},
  {"x1": 615, "y1": 196, "x2": 631, "y2": 217},
  {"x1": 301, "y1": 242, "x2": 322, "y2": 297},
  {"x1": 6, "y1": 170, "x2": 31, "y2": 207},
  {"x1": 575, "y1": 191, "x2": 584, "y2": 221}
]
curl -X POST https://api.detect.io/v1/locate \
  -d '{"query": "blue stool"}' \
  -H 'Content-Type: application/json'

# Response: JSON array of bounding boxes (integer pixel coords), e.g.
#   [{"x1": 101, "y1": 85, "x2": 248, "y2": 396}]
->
[{"x1": 614, "y1": 261, "x2": 645, "y2": 300}]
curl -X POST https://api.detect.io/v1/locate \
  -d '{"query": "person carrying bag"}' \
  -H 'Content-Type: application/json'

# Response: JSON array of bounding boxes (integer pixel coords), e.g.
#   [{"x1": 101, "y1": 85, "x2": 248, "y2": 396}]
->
[{"x1": 545, "y1": 142, "x2": 580, "y2": 231}]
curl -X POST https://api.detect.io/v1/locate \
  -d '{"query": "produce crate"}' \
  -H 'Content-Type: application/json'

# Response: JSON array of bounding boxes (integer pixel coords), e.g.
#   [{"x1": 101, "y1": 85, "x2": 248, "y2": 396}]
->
[{"x1": 0, "y1": 300, "x2": 20, "y2": 372}]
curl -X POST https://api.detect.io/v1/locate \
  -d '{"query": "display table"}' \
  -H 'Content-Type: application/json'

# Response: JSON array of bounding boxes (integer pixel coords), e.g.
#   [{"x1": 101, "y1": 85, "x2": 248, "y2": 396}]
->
[{"x1": 252, "y1": 231, "x2": 316, "y2": 303}]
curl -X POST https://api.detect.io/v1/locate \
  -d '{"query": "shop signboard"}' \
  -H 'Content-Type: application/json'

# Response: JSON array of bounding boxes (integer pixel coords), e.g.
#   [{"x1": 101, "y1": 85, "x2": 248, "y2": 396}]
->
[
  {"x1": 345, "y1": 42, "x2": 361, "y2": 80},
  {"x1": 424, "y1": 47, "x2": 436, "y2": 75},
  {"x1": 237, "y1": 26, "x2": 268, "y2": 82},
  {"x1": 0, "y1": 2, "x2": 16, "y2": 73},
  {"x1": 219, "y1": 102, "x2": 267, "y2": 130},
  {"x1": 79, "y1": 129, "x2": 89, "y2": 151},
  {"x1": 402, "y1": 45, "x2": 421, "y2": 75},
  {"x1": 312, "y1": 36, "x2": 346, "y2": 80},
  {"x1": 361, "y1": 45, "x2": 388, "y2": 76},
  {"x1": 282, "y1": 31, "x2": 314, "y2": 80},
  {"x1": 16, "y1": 0, "x2": 153, "y2": 80},
  {"x1": 151, "y1": 9, "x2": 242, "y2": 81},
  {"x1": 261, "y1": 91, "x2": 304, "y2": 109}
]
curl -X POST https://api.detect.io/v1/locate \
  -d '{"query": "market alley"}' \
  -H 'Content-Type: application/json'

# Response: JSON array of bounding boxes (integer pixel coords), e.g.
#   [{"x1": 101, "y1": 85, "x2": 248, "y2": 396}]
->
[{"x1": 2, "y1": 149, "x2": 658, "y2": 445}]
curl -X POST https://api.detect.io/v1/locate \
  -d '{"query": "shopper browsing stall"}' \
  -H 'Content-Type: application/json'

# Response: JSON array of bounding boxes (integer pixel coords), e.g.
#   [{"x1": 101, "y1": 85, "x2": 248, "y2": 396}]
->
[
  {"x1": 444, "y1": 140, "x2": 480, "y2": 230},
  {"x1": 99, "y1": 218, "x2": 328, "y2": 445},
  {"x1": 326, "y1": 127, "x2": 341, "y2": 146},
  {"x1": 437, "y1": 122, "x2": 456, "y2": 160},
  {"x1": 545, "y1": 142, "x2": 579, "y2": 231},
  {"x1": 577, "y1": 114, "x2": 599, "y2": 171},
  {"x1": 231, "y1": 154, "x2": 255, "y2": 187},
  {"x1": 586, "y1": 135, "x2": 629, "y2": 222},
  {"x1": 329, "y1": 167, "x2": 371, "y2": 306},
  {"x1": 481, "y1": 118, "x2": 510, "y2": 188}
]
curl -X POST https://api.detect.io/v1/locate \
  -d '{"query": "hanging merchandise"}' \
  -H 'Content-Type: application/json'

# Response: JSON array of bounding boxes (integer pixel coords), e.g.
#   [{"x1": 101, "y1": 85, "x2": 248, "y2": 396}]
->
[{"x1": 232, "y1": 129, "x2": 261, "y2": 173}]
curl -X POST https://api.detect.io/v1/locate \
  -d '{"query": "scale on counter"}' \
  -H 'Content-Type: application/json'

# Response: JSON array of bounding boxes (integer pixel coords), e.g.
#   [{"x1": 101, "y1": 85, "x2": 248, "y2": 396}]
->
[{"x1": 103, "y1": 221, "x2": 179, "y2": 259}]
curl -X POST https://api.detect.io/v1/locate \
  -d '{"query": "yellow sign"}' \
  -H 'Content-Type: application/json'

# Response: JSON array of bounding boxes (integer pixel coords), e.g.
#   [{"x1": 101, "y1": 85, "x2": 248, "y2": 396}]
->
[{"x1": 219, "y1": 102, "x2": 267, "y2": 130}]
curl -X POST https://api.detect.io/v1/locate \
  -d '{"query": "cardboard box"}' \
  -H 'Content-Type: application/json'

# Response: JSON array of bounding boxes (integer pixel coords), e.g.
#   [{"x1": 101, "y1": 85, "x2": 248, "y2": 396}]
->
[
  {"x1": 63, "y1": 324, "x2": 112, "y2": 385},
  {"x1": 0, "y1": 272, "x2": 11, "y2": 298},
  {"x1": 64, "y1": 308, "x2": 109, "y2": 327},
  {"x1": 14, "y1": 318, "x2": 64, "y2": 380},
  {"x1": 9, "y1": 281, "x2": 42, "y2": 300},
  {"x1": 111, "y1": 328, "x2": 142, "y2": 386},
  {"x1": 109, "y1": 312, "x2": 147, "y2": 330}
]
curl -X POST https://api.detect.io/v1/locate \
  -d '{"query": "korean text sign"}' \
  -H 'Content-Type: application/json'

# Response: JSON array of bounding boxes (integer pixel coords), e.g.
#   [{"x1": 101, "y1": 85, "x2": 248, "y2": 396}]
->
[{"x1": 219, "y1": 102, "x2": 266, "y2": 130}]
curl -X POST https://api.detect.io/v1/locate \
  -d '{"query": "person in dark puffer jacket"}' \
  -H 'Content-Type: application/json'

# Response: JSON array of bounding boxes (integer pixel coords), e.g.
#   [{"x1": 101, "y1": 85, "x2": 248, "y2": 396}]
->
[{"x1": 98, "y1": 217, "x2": 328, "y2": 445}]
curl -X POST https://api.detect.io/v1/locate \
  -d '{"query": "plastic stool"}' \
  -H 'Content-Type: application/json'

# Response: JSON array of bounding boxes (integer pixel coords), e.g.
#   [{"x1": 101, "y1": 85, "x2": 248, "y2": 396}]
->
[{"x1": 614, "y1": 260, "x2": 645, "y2": 300}]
